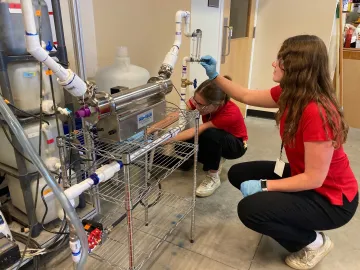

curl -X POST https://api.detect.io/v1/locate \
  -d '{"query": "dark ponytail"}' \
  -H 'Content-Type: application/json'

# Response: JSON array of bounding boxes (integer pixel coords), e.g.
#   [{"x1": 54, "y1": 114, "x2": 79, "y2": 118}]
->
[{"x1": 195, "y1": 75, "x2": 231, "y2": 105}]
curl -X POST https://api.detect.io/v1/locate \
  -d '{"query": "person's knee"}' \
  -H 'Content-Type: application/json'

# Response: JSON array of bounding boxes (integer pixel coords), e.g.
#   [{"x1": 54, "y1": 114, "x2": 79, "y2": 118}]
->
[
  {"x1": 199, "y1": 128, "x2": 221, "y2": 142},
  {"x1": 227, "y1": 163, "x2": 248, "y2": 188},
  {"x1": 237, "y1": 196, "x2": 261, "y2": 229},
  {"x1": 228, "y1": 166, "x2": 238, "y2": 188}
]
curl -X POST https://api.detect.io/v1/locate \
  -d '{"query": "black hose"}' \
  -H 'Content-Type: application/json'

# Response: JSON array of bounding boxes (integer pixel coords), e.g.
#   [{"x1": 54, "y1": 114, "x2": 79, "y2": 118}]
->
[
  {"x1": 11, "y1": 230, "x2": 41, "y2": 268},
  {"x1": 140, "y1": 182, "x2": 162, "y2": 208},
  {"x1": 6, "y1": 103, "x2": 50, "y2": 125},
  {"x1": 40, "y1": 184, "x2": 69, "y2": 235}
]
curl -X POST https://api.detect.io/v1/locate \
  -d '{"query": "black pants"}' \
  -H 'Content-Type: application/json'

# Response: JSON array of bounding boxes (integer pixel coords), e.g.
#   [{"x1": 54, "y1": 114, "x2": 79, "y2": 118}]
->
[
  {"x1": 183, "y1": 128, "x2": 247, "y2": 171},
  {"x1": 228, "y1": 161, "x2": 359, "y2": 252}
]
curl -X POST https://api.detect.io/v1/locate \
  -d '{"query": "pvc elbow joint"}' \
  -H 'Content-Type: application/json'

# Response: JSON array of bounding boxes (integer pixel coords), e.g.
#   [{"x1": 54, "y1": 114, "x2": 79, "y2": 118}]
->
[{"x1": 57, "y1": 71, "x2": 87, "y2": 97}]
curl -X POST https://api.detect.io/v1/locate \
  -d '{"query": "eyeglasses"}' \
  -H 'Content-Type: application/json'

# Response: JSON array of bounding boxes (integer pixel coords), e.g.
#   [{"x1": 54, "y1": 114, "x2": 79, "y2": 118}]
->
[{"x1": 191, "y1": 96, "x2": 210, "y2": 110}]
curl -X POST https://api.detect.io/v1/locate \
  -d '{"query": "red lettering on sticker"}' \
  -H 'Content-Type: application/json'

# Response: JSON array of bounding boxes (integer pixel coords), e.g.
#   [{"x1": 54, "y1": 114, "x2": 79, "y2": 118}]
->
[{"x1": 8, "y1": 3, "x2": 21, "y2": 9}]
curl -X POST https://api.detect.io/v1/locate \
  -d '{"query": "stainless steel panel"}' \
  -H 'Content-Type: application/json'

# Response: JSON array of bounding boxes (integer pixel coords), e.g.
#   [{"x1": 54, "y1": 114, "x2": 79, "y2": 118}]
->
[{"x1": 97, "y1": 99, "x2": 166, "y2": 142}]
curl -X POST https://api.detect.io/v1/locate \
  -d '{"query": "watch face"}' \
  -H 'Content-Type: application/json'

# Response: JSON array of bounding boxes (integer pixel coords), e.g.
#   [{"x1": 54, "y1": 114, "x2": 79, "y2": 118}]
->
[{"x1": 261, "y1": 180, "x2": 267, "y2": 189}]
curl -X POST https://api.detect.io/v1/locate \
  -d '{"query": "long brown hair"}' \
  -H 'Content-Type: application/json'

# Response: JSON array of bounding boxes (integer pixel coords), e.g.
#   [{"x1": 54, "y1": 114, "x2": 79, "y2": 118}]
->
[
  {"x1": 195, "y1": 75, "x2": 232, "y2": 105},
  {"x1": 276, "y1": 35, "x2": 348, "y2": 148}
]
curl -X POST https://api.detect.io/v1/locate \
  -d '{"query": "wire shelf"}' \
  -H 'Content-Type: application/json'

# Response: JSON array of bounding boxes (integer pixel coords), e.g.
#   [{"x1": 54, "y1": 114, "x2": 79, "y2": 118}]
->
[
  {"x1": 65, "y1": 108, "x2": 198, "y2": 161},
  {"x1": 88, "y1": 191, "x2": 194, "y2": 270},
  {"x1": 79, "y1": 140, "x2": 194, "y2": 209},
  {"x1": 64, "y1": 107, "x2": 198, "y2": 269}
]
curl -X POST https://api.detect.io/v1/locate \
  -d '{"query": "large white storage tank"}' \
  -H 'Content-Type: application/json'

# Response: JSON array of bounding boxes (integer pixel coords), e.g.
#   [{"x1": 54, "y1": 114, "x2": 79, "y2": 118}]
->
[
  {"x1": 0, "y1": 117, "x2": 63, "y2": 173},
  {"x1": 2, "y1": 61, "x2": 64, "y2": 114},
  {"x1": 95, "y1": 46, "x2": 150, "y2": 94},
  {"x1": 7, "y1": 172, "x2": 79, "y2": 224}
]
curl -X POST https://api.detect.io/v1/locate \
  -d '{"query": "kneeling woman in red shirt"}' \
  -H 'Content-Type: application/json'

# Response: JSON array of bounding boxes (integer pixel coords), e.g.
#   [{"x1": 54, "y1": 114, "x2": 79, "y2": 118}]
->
[
  {"x1": 170, "y1": 76, "x2": 248, "y2": 197},
  {"x1": 200, "y1": 35, "x2": 358, "y2": 269}
]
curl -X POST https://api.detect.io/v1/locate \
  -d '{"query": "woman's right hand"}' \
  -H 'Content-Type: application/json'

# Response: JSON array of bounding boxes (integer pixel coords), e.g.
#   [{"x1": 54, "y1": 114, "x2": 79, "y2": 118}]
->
[{"x1": 200, "y1": 55, "x2": 219, "y2": 80}]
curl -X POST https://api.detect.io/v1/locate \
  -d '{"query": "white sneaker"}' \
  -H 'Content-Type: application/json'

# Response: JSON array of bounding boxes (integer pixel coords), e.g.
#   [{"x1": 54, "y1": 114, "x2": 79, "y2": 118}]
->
[
  {"x1": 285, "y1": 233, "x2": 334, "y2": 270},
  {"x1": 196, "y1": 173, "x2": 221, "y2": 197}
]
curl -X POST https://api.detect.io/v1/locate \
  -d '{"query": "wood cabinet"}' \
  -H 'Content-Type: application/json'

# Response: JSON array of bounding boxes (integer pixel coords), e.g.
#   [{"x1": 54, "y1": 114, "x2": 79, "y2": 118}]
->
[{"x1": 343, "y1": 49, "x2": 360, "y2": 128}]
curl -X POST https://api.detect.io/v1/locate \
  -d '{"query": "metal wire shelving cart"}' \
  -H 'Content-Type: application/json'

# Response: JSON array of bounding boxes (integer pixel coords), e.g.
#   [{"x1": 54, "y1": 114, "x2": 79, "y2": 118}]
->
[{"x1": 63, "y1": 108, "x2": 200, "y2": 269}]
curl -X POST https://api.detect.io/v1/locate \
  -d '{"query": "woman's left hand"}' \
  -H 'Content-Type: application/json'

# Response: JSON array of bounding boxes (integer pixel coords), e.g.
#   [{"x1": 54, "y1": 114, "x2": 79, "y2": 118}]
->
[{"x1": 240, "y1": 180, "x2": 262, "y2": 197}]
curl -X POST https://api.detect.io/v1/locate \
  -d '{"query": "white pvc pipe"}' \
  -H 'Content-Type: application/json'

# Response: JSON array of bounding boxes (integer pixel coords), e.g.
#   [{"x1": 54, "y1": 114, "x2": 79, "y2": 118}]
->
[
  {"x1": 64, "y1": 161, "x2": 122, "y2": 201},
  {"x1": 20, "y1": 0, "x2": 87, "y2": 97},
  {"x1": 176, "y1": 11, "x2": 192, "y2": 37},
  {"x1": 180, "y1": 57, "x2": 191, "y2": 114},
  {"x1": 162, "y1": 10, "x2": 192, "y2": 70},
  {"x1": 182, "y1": 57, "x2": 191, "y2": 80}
]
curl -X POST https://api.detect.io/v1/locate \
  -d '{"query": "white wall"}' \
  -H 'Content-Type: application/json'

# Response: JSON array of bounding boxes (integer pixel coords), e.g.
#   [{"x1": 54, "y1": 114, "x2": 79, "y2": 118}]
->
[
  {"x1": 44, "y1": 0, "x2": 98, "y2": 78},
  {"x1": 48, "y1": 0, "x2": 225, "y2": 98},
  {"x1": 58, "y1": 0, "x2": 98, "y2": 78},
  {"x1": 92, "y1": 0, "x2": 225, "y2": 104},
  {"x1": 190, "y1": 0, "x2": 224, "y2": 95},
  {"x1": 248, "y1": 0, "x2": 337, "y2": 112},
  {"x1": 92, "y1": 0, "x2": 191, "y2": 105}
]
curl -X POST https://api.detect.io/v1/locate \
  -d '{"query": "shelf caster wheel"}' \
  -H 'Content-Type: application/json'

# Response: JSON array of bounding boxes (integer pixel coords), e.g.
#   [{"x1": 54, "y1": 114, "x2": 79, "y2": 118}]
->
[{"x1": 190, "y1": 239, "x2": 195, "y2": 243}]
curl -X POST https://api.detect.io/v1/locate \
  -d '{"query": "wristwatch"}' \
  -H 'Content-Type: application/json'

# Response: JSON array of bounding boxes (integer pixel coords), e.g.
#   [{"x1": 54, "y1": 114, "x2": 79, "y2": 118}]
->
[{"x1": 260, "y1": 179, "x2": 268, "y2": 192}]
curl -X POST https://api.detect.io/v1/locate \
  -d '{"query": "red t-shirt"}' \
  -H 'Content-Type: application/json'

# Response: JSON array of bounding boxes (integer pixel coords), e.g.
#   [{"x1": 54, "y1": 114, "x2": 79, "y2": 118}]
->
[
  {"x1": 189, "y1": 99, "x2": 248, "y2": 140},
  {"x1": 271, "y1": 85, "x2": 358, "y2": 205}
]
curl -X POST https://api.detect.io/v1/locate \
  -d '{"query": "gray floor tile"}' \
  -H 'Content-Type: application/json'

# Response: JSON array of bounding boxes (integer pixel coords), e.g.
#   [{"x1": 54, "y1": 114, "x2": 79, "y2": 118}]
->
[
  {"x1": 161, "y1": 173, "x2": 261, "y2": 270},
  {"x1": 249, "y1": 209, "x2": 360, "y2": 270},
  {"x1": 143, "y1": 241, "x2": 238, "y2": 270}
]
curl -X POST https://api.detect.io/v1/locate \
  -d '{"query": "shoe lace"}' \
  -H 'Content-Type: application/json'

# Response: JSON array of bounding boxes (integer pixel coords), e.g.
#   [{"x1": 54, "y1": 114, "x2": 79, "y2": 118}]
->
[
  {"x1": 200, "y1": 175, "x2": 215, "y2": 187},
  {"x1": 299, "y1": 249, "x2": 315, "y2": 266},
  {"x1": 300, "y1": 250, "x2": 308, "y2": 264}
]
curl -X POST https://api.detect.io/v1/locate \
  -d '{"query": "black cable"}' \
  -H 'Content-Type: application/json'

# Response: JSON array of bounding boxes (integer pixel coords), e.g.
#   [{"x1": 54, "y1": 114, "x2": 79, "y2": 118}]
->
[
  {"x1": 52, "y1": 44, "x2": 71, "y2": 67},
  {"x1": 139, "y1": 182, "x2": 162, "y2": 208},
  {"x1": 40, "y1": 184, "x2": 69, "y2": 235},
  {"x1": 11, "y1": 231, "x2": 41, "y2": 249},
  {"x1": 172, "y1": 84, "x2": 191, "y2": 110},
  {"x1": 166, "y1": 101, "x2": 187, "y2": 119},
  {"x1": 6, "y1": 103, "x2": 50, "y2": 125},
  {"x1": 11, "y1": 230, "x2": 41, "y2": 268}
]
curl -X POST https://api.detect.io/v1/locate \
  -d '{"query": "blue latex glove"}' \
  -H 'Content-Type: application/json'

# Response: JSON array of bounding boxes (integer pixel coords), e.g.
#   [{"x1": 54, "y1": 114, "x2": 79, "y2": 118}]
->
[
  {"x1": 240, "y1": 180, "x2": 262, "y2": 198},
  {"x1": 200, "y1": 55, "x2": 219, "y2": 80}
]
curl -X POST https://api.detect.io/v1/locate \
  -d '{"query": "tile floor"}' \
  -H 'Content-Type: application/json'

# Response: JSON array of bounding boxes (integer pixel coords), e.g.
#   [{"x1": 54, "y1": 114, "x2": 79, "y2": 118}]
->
[{"x1": 31, "y1": 117, "x2": 360, "y2": 270}]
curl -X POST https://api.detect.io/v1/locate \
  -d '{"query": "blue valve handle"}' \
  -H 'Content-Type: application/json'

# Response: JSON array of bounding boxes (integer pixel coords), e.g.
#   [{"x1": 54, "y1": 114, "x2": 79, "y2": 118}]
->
[
  {"x1": 46, "y1": 41, "x2": 53, "y2": 52},
  {"x1": 193, "y1": 79, "x2": 198, "y2": 89}
]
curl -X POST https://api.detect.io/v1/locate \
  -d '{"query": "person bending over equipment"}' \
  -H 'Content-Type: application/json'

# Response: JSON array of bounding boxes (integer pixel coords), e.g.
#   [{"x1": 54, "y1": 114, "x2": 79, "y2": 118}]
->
[
  {"x1": 200, "y1": 35, "x2": 358, "y2": 269},
  {"x1": 169, "y1": 77, "x2": 248, "y2": 197}
]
